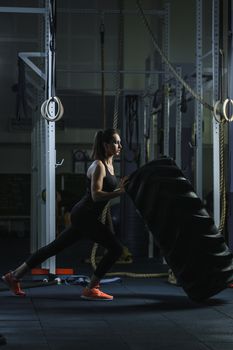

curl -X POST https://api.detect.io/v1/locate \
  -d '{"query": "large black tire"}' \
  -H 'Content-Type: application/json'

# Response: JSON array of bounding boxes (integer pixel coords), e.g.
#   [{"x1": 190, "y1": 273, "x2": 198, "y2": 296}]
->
[{"x1": 125, "y1": 157, "x2": 233, "y2": 301}]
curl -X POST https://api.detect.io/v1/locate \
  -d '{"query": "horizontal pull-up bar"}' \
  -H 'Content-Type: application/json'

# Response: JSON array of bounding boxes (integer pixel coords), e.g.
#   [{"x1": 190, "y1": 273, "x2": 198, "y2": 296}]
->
[
  {"x1": 56, "y1": 8, "x2": 165, "y2": 16},
  {"x1": 0, "y1": 7, "x2": 46, "y2": 14},
  {"x1": 57, "y1": 69, "x2": 165, "y2": 75}
]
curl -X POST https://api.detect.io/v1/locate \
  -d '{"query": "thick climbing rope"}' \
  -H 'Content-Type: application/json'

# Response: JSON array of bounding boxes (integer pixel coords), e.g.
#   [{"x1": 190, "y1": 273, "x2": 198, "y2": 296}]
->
[
  {"x1": 90, "y1": 2, "x2": 168, "y2": 278},
  {"x1": 113, "y1": 0, "x2": 124, "y2": 130},
  {"x1": 100, "y1": 16, "x2": 106, "y2": 129},
  {"x1": 218, "y1": 121, "x2": 227, "y2": 235},
  {"x1": 218, "y1": 50, "x2": 227, "y2": 235},
  {"x1": 91, "y1": 205, "x2": 168, "y2": 278},
  {"x1": 90, "y1": 10, "x2": 113, "y2": 276}
]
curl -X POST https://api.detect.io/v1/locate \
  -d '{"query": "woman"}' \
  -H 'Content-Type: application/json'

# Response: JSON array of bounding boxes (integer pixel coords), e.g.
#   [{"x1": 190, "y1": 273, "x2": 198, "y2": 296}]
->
[{"x1": 2, "y1": 128, "x2": 126, "y2": 301}]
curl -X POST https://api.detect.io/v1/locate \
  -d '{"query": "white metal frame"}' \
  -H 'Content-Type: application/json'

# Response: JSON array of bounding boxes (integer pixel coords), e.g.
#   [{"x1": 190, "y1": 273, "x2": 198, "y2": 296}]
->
[
  {"x1": 18, "y1": 52, "x2": 46, "y2": 80},
  {"x1": 0, "y1": 3, "x2": 57, "y2": 273}
]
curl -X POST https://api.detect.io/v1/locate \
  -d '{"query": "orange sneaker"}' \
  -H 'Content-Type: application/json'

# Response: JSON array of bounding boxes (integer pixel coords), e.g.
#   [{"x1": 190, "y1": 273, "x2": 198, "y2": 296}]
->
[
  {"x1": 2, "y1": 272, "x2": 26, "y2": 297},
  {"x1": 81, "y1": 286, "x2": 113, "y2": 301}
]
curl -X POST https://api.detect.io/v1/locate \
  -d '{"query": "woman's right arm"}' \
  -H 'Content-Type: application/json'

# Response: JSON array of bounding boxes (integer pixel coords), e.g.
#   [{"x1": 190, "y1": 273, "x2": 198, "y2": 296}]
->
[{"x1": 91, "y1": 161, "x2": 124, "y2": 202}]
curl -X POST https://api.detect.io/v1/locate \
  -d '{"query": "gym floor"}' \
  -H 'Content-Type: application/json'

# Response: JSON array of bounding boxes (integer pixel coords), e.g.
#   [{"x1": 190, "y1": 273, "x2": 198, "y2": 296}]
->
[{"x1": 0, "y1": 260, "x2": 233, "y2": 350}]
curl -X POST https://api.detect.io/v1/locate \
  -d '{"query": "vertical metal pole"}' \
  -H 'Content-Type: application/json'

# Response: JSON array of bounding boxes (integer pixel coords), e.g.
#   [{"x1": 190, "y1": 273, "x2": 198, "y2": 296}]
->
[
  {"x1": 149, "y1": 116, "x2": 154, "y2": 161},
  {"x1": 149, "y1": 99, "x2": 155, "y2": 161},
  {"x1": 144, "y1": 59, "x2": 154, "y2": 258},
  {"x1": 30, "y1": 115, "x2": 38, "y2": 253},
  {"x1": 151, "y1": 114, "x2": 158, "y2": 160},
  {"x1": 139, "y1": 95, "x2": 145, "y2": 167},
  {"x1": 31, "y1": 1, "x2": 46, "y2": 254},
  {"x1": 175, "y1": 66, "x2": 182, "y2": 168},
  {"x1": 212, "y1": 0, "x2": 221, "y2": 227},
  {"x1": 195, "y1": 0, "x2": 203, "y2": 198},
  {"x1": 141, "y1": 98, "x2": 146, "y2": 165},
  {"x1": 151, "y1": 50, "x2": 159, "y2": 161},
  {"x1": 163, "y1": 3, "x2": 170, "y2": 156},
  {"x1": 42, "y1": 0, "x2": 56, "y2": 273},
  {"x1": 149, "y1": 53, "x2": 156, "y2": 162},
  {"x1": 144, "y1": 55, "x2": 151, "y2": 164},
  {"x1": 38, "y1": 117, "x2": 46, "y2": 250},
  {"x1": 161, "y1": 2, "x2": 170, "y2": 265}
]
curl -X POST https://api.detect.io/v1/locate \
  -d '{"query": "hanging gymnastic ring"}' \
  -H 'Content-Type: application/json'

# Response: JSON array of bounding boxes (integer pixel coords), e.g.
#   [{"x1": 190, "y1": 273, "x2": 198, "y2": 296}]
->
[
  {"x1": 222, "y1": 98, "x2": 233, "y2": 122},
  {"x1": 41, "y1": 96, "x2": 64, "y2": 122},
  {"x1": 213, "y1": 100, "x2": 223, "y2": 123},
  {"x1": 45, "y1": 96, "x2": 64, "y2": 122},
  {"x1": 45, "y1": 97, "x2": 61, "y2": 121}
]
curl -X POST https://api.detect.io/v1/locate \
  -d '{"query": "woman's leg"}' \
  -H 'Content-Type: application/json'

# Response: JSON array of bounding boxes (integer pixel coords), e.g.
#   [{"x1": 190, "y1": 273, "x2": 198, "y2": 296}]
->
[
  {"x1": 2, "y1": 226, "x2": 80, "y2": 296},
  {"x1": 80, "y1": 217, "x2": 123, "y2": 300},
  {"x1": 24, "y1": 226, "x2": 78, "y2": 271},
  {"x1": 92, "y1": 227, "x2": 123, "y2": 281},
  {"x1": 83, "y1": 217, "x2": 123, "y2": 281}
]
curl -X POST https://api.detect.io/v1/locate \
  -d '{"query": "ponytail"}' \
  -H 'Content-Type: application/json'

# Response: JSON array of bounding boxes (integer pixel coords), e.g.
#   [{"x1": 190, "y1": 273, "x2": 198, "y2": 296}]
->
[
  {"x1": 91, "y1": 128, "x2": 119, "y2": 160},
  {"x1": 91, "y1": 130, "x2": 105, "y2": 160}
]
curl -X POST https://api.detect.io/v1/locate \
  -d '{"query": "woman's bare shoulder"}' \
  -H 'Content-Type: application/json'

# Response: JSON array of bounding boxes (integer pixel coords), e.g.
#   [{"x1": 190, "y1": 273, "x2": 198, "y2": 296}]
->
[
  {"x1": 94, "y1": 159, "x2": 104, "y2": 166},
  {"x1": 93, "y1": 160, "x2": 105, "y2": 170},
  {"x1": 87, "y1": 160, "x2": 105, "y2": 177}
]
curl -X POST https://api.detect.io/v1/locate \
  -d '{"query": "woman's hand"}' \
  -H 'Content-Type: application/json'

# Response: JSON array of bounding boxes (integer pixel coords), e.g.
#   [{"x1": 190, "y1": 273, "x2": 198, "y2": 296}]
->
[{"x1": 118, "y1": 176, "x2": 129, "y2": 193}]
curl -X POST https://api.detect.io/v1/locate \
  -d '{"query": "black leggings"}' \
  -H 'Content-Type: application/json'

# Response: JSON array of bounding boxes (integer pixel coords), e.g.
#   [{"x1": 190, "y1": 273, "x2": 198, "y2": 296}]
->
[{"x1": 26, "y1": 209, "x2": 123, "y2": 279}]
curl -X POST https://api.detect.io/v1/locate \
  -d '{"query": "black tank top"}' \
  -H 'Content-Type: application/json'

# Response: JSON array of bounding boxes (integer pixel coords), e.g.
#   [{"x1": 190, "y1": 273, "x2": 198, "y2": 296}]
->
[{"x1": 74, "y1": 162, "x2": 118, "y2": 217}]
